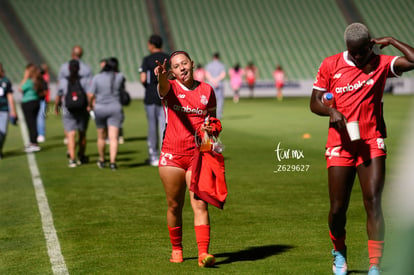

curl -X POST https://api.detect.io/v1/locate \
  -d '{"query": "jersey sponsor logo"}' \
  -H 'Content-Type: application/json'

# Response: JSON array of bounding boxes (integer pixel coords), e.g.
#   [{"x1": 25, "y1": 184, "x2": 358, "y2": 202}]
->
[
  {"x1": 173, "y1": 104, "x2": 207, "y2": 115},
  {"x1": 335, "y1": 79, "x2": 374, "y2": 93}
]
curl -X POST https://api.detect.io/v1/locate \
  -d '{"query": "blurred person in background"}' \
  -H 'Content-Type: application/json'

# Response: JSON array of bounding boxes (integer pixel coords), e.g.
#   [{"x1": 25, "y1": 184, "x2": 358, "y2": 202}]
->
[
  {"x1": 36, "y1": 63, "x2": 50, "y2": 143},
  {"x1": 0, "y1": 63, "x2": 17, "y2": 159},
  {"x1": 88, "y1": 57, "x2": 124, "y2": 170},
  {"x1": 101, "y1": 58, "x2": 127, "y2": 145},
  {"x1": 310, "y1": 23, "x2": 414, "y2": 275},
  {"x1": 194, "y1": 63, "x2": 206, "y2": 82},
  {"x1": 205, "y1": 52, "x2": 226, "y2": 119},
  {"x1": 228, "y1": 63, "x2": 244, "y2": 103},
  {"x1": 19, "y1": 63, "x2": 46, "y2": 153},
  {"x1": 139, "y1": 34, "x2": 169, "y2": 166},
  {"x1": 273, "y1": 64, "x2": 285, "y2": 101},
  {"x1": 245, "y1": 61, "x2": 258, "y2": 98},
  {"x1": 58, "y1": 45, "x2": 93, "y2": 83},
  {"x1": 58, "y1": 45, "x2": 93, "y2": 145},
  {"x1": 55, "y1": 59, "x2": 90, "y2": 167}
]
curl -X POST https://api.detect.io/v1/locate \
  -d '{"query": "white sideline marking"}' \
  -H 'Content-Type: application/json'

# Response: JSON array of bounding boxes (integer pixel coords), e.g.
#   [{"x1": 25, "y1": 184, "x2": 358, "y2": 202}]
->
[{"x1": 16, "y1": 104, "x2": 69, "y2": 275}]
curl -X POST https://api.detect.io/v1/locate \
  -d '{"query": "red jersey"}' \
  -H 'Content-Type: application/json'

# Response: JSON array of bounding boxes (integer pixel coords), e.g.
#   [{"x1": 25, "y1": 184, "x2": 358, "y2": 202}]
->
[
  {"x1": 245, "y1": 67, "x2": 256, "y2": 85},
  {"x1": 161, "y1": 80, "x2": 217, "y2": 155},
  {"x1": 313, "y1": 51, "x2": 399, "y2": 147},
  {"x1": 273, "y1": 69, "x2": 285, "y2": 88}
]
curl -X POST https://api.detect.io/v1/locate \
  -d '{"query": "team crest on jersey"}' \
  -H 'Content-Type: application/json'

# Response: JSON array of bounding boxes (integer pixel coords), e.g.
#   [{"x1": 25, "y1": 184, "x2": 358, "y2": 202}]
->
[
  {"x1": 1, "y1": 82, "x2": 6, "y2": 88},
  {"x1": 200, "y1": 95, "x2": 208, "y2": 105}
]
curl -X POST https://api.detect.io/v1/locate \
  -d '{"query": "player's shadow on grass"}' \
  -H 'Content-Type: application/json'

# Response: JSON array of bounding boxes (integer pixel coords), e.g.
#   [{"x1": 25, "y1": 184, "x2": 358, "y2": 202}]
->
[
  {"x1": 213, "y1": 244, "x2": 294, "y2": 266},
  {"x1": 3, "y1": 148, "x2": 26, "y2": 158},
  {"x1": 123, "y1": 136, "x2": 147, "y2": 142},
  {"x1": 223, "y1": 114, "x2": 252, "y2": 121},
  {"x1": 347, "y1": 270, "x2": 367, "y2": 274}
]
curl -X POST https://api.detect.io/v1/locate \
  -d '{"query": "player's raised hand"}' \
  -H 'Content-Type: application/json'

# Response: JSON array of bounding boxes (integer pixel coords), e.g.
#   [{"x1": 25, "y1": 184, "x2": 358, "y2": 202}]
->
[
  {"x1": 155, "y1": 58, "x2": 171, "y2": 96},
  {"x1": 154, "y1": 59, "x2": 167, "y2": 77},
  {"x1": 371, "y1": 37, "x2": 394, "y2": 49}
]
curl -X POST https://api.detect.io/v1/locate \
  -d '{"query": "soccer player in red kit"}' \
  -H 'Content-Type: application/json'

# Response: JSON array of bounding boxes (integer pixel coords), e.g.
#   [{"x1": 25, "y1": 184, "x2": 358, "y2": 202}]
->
[
  {"x1": 155, "y1": 51, "x2": 217, "y2": 267},
  {"x1": 310, "y1": 23, "x2": 414, "y2": 275}
]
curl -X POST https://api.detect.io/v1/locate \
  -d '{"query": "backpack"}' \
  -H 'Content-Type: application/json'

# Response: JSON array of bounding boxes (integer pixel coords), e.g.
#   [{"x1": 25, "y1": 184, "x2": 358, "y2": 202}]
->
[
  {"x1": 118, "y1": 76, "x2": 130, "y2": 106},
  {"x1": 120, "y1": 88, "x2": 131, "y2": 106},
  {"x1": 65, "y1": 78, "x2": 87, "y2": 113}
]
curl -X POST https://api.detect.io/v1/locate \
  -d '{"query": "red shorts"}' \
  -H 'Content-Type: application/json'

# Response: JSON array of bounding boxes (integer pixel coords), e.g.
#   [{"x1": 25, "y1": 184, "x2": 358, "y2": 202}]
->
[
  {"x1": 159, "y1": 151, "x2": 194, "y2": 171},
  {"x1": 275, "y1": 81, "x2": 284, "y2": 89},
  {"x1": 325, "y1": 138, "x2": 387, "y2": 168},
  {"x1": 247, "y1": 78, "x2": 255, "y2": 86}
]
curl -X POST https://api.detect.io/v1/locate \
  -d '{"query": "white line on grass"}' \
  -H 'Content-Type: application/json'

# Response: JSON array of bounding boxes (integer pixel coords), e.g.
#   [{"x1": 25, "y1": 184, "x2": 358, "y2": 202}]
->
[{"x1": 16, "y1": 104, "x2": 69, "y2": 275}]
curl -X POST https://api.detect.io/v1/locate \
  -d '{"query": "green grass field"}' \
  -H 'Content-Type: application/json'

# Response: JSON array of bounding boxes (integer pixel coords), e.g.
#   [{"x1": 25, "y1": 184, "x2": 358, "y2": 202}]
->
[{"x1": 1, "y1": 95, "x2": 413, "y2": 274}]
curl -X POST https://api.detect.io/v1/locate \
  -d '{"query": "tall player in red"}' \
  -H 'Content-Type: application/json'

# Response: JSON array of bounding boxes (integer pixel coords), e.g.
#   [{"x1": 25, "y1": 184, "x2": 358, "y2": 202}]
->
[
  {"x1": 310, "y1": 23, "x2": 414, "y2": 275},
  {"x1": 155, "y1": 51, "x2": 217, "y2": 267}
]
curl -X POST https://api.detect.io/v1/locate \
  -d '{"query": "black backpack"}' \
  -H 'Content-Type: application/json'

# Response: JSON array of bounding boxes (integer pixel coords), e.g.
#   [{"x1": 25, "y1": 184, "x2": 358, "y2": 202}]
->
[
  {"x1": 119, "y1": 77, "x2": 131, "y2": 106},
  {"x1": 65, "y1": 78, "x2": 87, "y2": 113}
]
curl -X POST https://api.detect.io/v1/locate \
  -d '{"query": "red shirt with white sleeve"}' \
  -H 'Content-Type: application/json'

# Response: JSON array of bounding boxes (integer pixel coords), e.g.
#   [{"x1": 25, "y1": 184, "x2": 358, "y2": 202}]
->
[
  {"x1": 313, "y1": 51, "x2": 399, "y2": 147},
  {"x1": 161, "y1": 79, "x2": 217, "y2": 155}
]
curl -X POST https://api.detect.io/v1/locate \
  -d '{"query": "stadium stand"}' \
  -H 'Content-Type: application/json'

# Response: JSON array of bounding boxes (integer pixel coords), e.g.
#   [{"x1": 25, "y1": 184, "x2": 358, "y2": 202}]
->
[
  {"x1": 0, "y1": 21, "x2": 27, "y2": 83},
  {"x1": 7, "y1": 0, "x2": 152, "y2": 82},
  {"x1": 163, "y1": 0, "x2": 347, "y2": 79}
]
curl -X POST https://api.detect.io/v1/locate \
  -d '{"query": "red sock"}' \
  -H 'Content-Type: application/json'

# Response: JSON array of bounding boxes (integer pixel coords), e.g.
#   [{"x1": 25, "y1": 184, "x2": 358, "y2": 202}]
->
[
  {"x1": 330, "y1": 230, "x2": 346, "y2": 251},
  {"x1": 195, "y1": 225, "x2": 210, "y2": 256},
  {"x1": 168, "y1": 226, "x2": 182, "y2": 251},
  {"x1": 368, "y1": 240, "x2": 384, "y2": 268}
]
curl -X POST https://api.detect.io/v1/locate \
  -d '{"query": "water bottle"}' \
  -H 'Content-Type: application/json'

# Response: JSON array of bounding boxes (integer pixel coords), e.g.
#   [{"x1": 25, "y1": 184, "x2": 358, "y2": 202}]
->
[{"x1": 322, "y1": 92, "x2": 334, "y2": 107}]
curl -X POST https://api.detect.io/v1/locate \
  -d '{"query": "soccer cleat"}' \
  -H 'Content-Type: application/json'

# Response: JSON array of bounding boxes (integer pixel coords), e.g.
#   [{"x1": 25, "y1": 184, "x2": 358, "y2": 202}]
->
[
  {"x1": 68, "y1": 159, "x2": 77, "y2": 168},
  {"x1": 198, "y1": 253, "x2": 215, "y2": 267},
  {"x1": 170, "y1": 250, "x2": 183, "y2": 263},
  {"x1": 77, "y1": 155, "x2": 89, "y2": 165},
  {"x1": 332, "y1": 248, "x2": 347, "y2": 275},
  {"x1": 150, "y1": 160, "x2": 159, "y2": 167},
  {"x1": 24, "y1": 144, "x2": 41, "y2": 153},
  {"x1": 368, "y1": 265, "x2": 380, "y2": 275},
  {"x1": 109, "y1": 163, "x2": 117, "y2": 171},
  {"x1": 37, "y1": 135, "x2": 45, "y2": 143},
  {"x1": 118, "y1": 136, "x2": 124, "y2": 144},
  {"x1": 97, "y1": 160, "x2": 105, "y2": 169}
]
